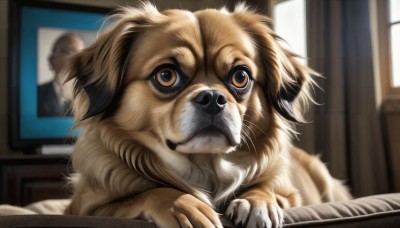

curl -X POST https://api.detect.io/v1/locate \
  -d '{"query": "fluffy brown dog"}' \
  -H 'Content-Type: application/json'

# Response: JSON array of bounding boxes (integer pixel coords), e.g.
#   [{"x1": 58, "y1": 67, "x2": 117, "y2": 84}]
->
[{"x1": 64, "y1": 3, "x2": 351, "y2": 227}]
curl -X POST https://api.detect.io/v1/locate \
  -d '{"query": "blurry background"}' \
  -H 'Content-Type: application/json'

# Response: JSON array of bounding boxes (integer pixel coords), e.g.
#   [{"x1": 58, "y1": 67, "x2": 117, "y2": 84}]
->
[
  {"x1": 37, "y1": 27, "x2": 97, "y2": 85},
  {"x1": 0, "y1": 0, "x2": 399, "y2": 205}
]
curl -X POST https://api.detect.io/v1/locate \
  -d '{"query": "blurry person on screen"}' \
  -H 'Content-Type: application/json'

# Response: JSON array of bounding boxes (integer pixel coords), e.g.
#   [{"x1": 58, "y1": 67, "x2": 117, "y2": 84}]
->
[{"x1": 38, "y1": 32, "x2": 84, "y2": 117}]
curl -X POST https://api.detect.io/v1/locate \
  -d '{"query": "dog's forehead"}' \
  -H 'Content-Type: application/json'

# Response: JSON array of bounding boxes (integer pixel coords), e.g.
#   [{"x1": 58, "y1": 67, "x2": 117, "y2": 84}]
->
[
  {"x1": 127, "y1": 8, "x2": 256, "y2": 81},
  {"x1": 194, "y1": 9, "x2": 255, "y2": 58},
  {"x1": 194, "y1": 9, "x2": 257, "y2": 80},
  {"x1": 162, "y1": 8, "x2": 255, "y2": 58}
]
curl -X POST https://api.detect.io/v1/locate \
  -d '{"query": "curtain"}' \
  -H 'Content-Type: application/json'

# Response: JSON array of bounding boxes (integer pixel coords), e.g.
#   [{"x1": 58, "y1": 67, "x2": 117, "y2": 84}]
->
[{"x1": 296, "y1": 0, "x2": 389, "y2": 197}]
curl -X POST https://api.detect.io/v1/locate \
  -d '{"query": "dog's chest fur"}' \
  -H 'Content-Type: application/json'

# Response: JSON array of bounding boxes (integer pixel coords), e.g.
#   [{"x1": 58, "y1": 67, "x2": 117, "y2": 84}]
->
[
  {"x1": 183, "y1": 155, "x2": 236, "y2": 192},
  {"x1": 178, "y1": 152, "x2": 261, "y2": 204}
]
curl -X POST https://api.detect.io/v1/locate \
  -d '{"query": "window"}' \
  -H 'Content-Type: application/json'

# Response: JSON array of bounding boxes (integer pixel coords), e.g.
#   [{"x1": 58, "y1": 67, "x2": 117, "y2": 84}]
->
[
  {"x1": 376, "y1": 0, "x2": 400, "y2": 96},
  {"x1": 272, "y1": 0, "x2": 307, "y2": 64},
  {"x1": 389, "y1": 0, "x2": 400, "y2": 88}
]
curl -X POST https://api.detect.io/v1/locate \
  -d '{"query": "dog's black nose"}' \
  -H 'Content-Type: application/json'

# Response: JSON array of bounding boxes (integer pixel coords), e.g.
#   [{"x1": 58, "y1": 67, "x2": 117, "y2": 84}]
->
[{"x1": 193, "y1": 90, "x2": 227, "y2": 114}]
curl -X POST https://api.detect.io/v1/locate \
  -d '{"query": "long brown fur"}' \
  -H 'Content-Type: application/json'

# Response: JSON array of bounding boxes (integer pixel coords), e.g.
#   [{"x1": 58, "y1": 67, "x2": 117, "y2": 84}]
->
[{"x1": 60, "y1": 3, "x2": 351, "y2": 228}]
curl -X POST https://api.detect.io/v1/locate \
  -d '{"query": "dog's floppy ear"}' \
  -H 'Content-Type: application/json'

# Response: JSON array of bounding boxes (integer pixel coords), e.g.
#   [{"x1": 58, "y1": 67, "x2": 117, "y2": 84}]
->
[
  {"x1": 234, "y1": 10, "x2": 314, "y2": 122},
  {"x1": 265, "y1": 48, "x2": 311, "y2": 123},
  {"x1": 65, "y1": 4, "x2": 161, "y2": 121}
]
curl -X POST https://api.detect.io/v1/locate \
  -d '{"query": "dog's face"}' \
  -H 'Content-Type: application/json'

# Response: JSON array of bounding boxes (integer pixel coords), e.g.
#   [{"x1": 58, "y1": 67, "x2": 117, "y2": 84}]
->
[
  {"x1": 68, "y1": 4, "x2": 312, "y2": 155},
  {"x1": 114, "y1": 9, "x2": 262, "y2": 154}
]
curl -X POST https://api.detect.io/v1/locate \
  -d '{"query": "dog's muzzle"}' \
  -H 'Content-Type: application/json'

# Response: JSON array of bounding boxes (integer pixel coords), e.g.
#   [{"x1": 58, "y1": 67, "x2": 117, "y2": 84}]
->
[{"x1": 166, "y1": 90, "x2": 240, "y2": 152}]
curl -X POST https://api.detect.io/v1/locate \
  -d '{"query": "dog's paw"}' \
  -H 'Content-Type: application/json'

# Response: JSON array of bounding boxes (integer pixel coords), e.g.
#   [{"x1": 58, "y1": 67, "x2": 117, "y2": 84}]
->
[
  {"x1": 225, "y1": 198, "x2": 283, "y2": 228},
  {"x1": 141, "y1": 188, "x2": 223, "y2": 228},
  {"x1": 168, "y1": 196, "x2": 223, "y2": 228}
]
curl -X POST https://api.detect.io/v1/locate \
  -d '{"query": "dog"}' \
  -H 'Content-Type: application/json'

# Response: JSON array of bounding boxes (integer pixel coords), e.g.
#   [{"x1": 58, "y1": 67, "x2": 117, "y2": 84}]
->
[{"x1": 57, "y1": 3, "x2": 351, "y2": 228}]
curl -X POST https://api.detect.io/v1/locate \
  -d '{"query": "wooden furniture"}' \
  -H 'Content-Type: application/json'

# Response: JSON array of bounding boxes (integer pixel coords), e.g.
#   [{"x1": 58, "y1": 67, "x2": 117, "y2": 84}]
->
[{"x1": 0, "y1": 155, "x2": 71, "y2": 206}]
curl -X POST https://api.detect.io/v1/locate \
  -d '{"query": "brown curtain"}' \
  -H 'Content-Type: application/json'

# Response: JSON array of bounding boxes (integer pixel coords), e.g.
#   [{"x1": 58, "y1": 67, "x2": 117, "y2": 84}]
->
[{"x1": 296, "y1": 0, "x2": 389, "y2": 197}]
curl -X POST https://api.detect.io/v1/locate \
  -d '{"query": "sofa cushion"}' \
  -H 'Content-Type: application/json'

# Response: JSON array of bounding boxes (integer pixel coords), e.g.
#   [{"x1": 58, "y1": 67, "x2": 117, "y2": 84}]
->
[
  {"x1": 0, "y1": 193, "x2": 399, "y2": 227},
  {"x1": 284, "y1": 193, "x2": 400, "y2": 227}
]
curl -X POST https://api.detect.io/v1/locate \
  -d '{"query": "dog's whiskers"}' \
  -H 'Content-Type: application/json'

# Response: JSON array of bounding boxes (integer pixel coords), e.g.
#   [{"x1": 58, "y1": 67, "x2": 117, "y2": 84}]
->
[
  {"x1": 240, "y1": 134, "x2": 250, "y2": 152},
  {"x1": 242, "y1": 121, "x2": 257, "y2": 140},
  {"x1": 243, "y1": 115, "x2": 267, "y2": 135},
  {"x1": 247, "y1": 128, "x2": 257, "y2": 154},
  {"x1": 242, "y1": 123, "x2": 256, "y2": 142},
  {"x1": 241, "y1": 125, "x2": 257, "y2": 155}
]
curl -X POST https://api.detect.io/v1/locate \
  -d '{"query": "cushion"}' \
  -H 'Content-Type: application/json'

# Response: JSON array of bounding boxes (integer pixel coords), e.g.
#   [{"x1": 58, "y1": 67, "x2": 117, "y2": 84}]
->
[
  {"x1": 0, "y1": 193, "x2": 399, "y2": 227},
  {"x1": 283, "y1": 193, "x2": 400, "y2": 227}
]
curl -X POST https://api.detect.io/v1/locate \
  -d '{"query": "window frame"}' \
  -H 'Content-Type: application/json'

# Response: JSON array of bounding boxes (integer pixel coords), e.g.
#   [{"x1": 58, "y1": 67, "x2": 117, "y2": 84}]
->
[{"x1": 377, "y1": 0, "x2": 400, "y2": 97}]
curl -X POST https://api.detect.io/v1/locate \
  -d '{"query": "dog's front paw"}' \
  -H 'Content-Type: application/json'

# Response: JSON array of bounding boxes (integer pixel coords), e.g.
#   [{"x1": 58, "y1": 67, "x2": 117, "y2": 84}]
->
[
  {"x1": 225, "y1": 197, "x2": 283, "y2": 228},
  {"x1": 140, "y1": 188, "x2": 223, "y2": 228}
]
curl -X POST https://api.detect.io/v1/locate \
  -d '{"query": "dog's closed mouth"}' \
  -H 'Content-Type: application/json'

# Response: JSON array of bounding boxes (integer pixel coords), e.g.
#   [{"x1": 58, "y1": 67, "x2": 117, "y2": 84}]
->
[{"x1": 166, "y1": 126, "x2": 237, "y2": 151}]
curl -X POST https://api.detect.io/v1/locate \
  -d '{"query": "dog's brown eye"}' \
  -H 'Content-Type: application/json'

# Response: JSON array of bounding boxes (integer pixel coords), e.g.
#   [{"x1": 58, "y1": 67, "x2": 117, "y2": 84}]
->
[
  {"x1": 149, "y1": 64, "x2": 187, "y2": 95},
  {"x1": 231, "y1": 70, "x2": 249, "y2": 88},
  {"x1": 155, "y1": 68, "x2": 178, "y2": 87}
]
